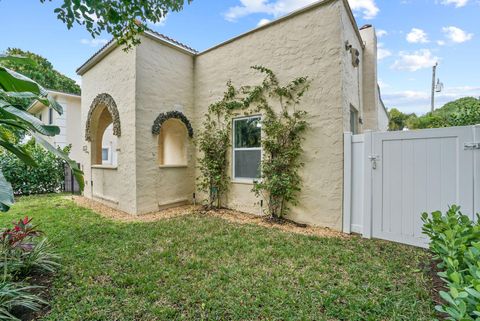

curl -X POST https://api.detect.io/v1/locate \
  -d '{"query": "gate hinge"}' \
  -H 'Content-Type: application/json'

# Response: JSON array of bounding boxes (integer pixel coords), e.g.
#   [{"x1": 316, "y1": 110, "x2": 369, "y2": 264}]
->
[{"x1": 464, "y1": 142, "x2": 480, "y2": 150}]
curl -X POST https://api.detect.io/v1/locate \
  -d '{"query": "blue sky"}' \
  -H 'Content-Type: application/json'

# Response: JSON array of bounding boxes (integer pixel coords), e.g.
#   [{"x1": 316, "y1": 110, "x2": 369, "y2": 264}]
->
[{"x1": 0, "y1": 0, "x2": 478, "y2": 114}]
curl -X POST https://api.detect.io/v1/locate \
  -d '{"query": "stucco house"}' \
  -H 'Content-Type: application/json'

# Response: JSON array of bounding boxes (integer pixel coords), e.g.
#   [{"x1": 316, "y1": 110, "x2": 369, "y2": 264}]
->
[
  {"x1": 76, "y1": 0, "x2": 388, "y2": 230},
  {"x1": 28, "y1": 90, "x2": 84, "y2": 164}
]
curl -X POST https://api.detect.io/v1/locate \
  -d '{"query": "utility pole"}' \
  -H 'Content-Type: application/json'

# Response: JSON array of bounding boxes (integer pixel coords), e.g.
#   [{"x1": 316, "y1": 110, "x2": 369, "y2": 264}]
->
[{"x1": 431, "y1": 62, "x2": 438, "y2": 112}]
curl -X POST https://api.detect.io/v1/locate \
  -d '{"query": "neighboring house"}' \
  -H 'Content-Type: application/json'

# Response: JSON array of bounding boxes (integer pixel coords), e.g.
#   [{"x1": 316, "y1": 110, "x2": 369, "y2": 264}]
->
[
  {"x1": 28, "y1": 90, "x2": 83, "y2": 165},
  {"x1": 77, "y1": 0, "x2": 388, "y2": 230}
]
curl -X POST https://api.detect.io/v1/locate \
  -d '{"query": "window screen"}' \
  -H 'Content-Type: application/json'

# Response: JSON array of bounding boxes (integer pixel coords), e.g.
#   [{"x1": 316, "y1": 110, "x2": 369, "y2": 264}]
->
[{"x1": 233, "y1": 116, "x2": 261, "y2": 180}]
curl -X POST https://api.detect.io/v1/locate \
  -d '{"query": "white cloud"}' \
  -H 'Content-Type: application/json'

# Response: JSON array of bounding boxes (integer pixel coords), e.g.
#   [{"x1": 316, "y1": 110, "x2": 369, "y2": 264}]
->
[
  {"x1": 224, "y1": 0, "x2": 379, "y2": 21},
  {"x1": 80, "y1": 38, "x2": 109, "y2": 47},
  {"x1": 378, "y1": 79, "x2": 390, "y2": 89},
  {"x1": 348, "y1": 0, "x2": 379, "y2": 19},
  {"x1": 437, "y1": 40, "x2": 446, "y2": 46},
  {"x1": 391, "y1": 49, "x2": 439, "y2": 72},
  {"x1": 382, "y1": 86, "x2": 480, "y2": 114},
  {"x1": 376, "y1": 29, "x2": 388, "y2": 38},
  {"x1": 406, "y1": 28, "x2": 429, "y2": 43},
  {"x1": 440, "y1": 0, "x2": 468, "y2": 7},
  {"x1": 377, "y1": 43, "x2": 392, "y2": 60},
  {"x1": 257, "y1": 18, "x2": 271, "y2": 27},
  {"x1": 442, "y1": 26, "x2": 473, "y2": 43}
]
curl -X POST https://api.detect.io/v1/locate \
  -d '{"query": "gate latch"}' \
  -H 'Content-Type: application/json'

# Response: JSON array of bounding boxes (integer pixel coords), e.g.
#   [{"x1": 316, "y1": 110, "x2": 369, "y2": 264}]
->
[
  {"x1": 464, "y1": 142, "x2": 480, "y2": 150},
  {"x1": 369, "y1": 155, "x2": 380, "y2": 170}
]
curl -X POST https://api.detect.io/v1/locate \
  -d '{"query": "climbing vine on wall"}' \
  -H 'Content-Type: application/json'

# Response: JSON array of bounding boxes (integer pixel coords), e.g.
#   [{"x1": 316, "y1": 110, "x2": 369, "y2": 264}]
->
[
  {"x1": 197, "y1": 81, "x2": 244, "y2": 209},
  {"x1": 152, "y1": 111, "x2": 194, "y2": 138},
  {"x1": 197, "y1": 66, "x2": 310, "y2": 218},
  {"x1": 249, "y1": 66, "x2": 310, "y2": 219}
]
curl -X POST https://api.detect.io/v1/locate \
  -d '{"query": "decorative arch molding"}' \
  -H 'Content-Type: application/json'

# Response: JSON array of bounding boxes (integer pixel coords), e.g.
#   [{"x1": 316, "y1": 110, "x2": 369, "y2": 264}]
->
[
  {"x1": 85, "y1": 93, "x2": 121, "y2": 141},
  {"x1": 152, "y1": 111, "x2": 194, "y2": 138}
]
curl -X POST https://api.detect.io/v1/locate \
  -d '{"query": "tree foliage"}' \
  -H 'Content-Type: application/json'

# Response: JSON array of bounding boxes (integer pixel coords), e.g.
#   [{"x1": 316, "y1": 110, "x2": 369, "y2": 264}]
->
[
  {"x1": 2, "y1": 49, "x2": 80, "y2": 95},
  {"x1": 40, "y1": 0, "x2": 193, "y2": 50},
  {"x1": 0, "y1": 48, "x2": 80, "y2": 112},
  {"x1": 388, "y1": 108, "x2": 414, "y2": 131},
  {"x1": 388, "y1": 97, "x2": 480, "y2": 131},
  {"x1": 0, "y1": 140, "x2": 69, "y2": 196},
  {"x1": 197, "y1": 67, "x2": 310, "y2": 218},
  {"x1": 197, "y1": 82, "x2": 241, "y2": 209},
  {"x1": 0, "y1": 55, "x2": 83, "y2": 211}
]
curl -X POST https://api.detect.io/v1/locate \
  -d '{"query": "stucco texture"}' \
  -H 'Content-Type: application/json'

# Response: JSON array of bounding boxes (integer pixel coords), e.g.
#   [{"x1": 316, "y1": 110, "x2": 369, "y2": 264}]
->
[
  {"x1": 80, "y1": 45, "x2": 137, "y2": 214},
  {"x1": 78, "y1": 0, "x2": 383, "y2": 231},
  {"x1": 194, "y1": 0, "x2": 346, "y2": 229},
  {"x1": 134, "y1": 35, "x2": 195, "y2": 214}
]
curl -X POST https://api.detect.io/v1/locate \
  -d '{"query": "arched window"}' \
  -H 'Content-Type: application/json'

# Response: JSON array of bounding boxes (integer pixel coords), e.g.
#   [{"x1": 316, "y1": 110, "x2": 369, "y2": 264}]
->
[
  {"x1": 85, "y1": 93, "x2": 121, "y2": 166},
  {"x1": 158, "y1": 119, "x2": 187, "y2": 166}
]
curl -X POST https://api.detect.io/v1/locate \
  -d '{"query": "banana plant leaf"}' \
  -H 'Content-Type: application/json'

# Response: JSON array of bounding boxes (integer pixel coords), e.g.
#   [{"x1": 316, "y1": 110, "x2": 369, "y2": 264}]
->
[
  {"x1": 0, "y1": 102, "x2": 60, "y2": 136},
  {"x1": 0, "y1": 131, "x2": 36, "y2": 166},
  {"x1": 0, "y1": 56, "x2": 84, "y2": 212},
  {"x1": 0, "y1": 170, "x2": 14, "y2": 212},
  {"x1": 0, "y1": 67, "x2": 63, "y2": 114}
]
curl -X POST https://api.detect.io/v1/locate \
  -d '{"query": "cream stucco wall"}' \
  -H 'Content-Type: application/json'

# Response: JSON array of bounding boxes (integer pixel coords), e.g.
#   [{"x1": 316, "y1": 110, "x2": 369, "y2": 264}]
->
[
  {"x1": 194, "y1": 0, "x2": 346, "y2": 229},
  {"x1": 359, "y1": 26, "x2": 381, "y2": 131},
  {"x1": 134, "y1": 35, "x2": 195, "y2": 214},
  {"x1": 339, "y1": 4, "x2": 364, "y2": 133},
  {"x1": 80, "y1": 45, "x2": 137, "y2": 214},
  {"x1": 78, "y1": 0, "x2": 383, "y2": 230}
]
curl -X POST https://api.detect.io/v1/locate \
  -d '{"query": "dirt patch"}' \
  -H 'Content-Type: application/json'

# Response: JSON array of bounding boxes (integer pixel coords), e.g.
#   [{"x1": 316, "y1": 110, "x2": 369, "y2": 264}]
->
[
  {"x1": 12, "y1": 273, "x2": 54, "y2": 321},
  {"x1": 69, "y1": 196, "x2": 347, "y2": 239},
  {"x1": 422, "y1": 257, "x2": 447, "y2": 307}
]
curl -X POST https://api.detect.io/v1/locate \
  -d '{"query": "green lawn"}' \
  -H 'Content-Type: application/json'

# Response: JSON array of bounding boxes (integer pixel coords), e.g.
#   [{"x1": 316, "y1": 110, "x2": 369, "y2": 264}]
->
[{"x1": 2, "y1": 195, "x2": 435, "y2": 320}]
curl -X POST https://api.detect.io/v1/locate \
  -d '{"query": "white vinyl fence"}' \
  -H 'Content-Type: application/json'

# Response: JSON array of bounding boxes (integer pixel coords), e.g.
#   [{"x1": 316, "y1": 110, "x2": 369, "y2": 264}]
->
[{"x1": 344, "y1": 125, "x2": 480, "y2": 248}]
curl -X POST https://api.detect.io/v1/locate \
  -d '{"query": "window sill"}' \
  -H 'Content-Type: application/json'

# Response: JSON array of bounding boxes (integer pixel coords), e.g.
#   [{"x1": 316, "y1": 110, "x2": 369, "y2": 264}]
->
[
  {"x1": 92, "y1": 165, "x2": 118, "y2": 170},
  {"x1": 231, "y1": 179, "x2": 257, "y2": 185},
  {"x1": 159, "y1": 164, "x2": 188, "y2": 169}
]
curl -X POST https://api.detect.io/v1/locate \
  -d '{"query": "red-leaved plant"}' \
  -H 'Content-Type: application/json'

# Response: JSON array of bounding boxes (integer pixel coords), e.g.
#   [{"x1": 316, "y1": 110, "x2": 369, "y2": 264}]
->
[{"x1": 1, "y1": 217, "x2": 42, "y2": 252}]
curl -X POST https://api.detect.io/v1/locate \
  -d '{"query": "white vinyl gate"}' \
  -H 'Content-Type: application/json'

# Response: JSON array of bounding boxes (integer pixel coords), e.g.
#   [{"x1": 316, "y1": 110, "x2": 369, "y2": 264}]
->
[{"x1": 344, "y1": 125, "x2": 480, "y2": 248}]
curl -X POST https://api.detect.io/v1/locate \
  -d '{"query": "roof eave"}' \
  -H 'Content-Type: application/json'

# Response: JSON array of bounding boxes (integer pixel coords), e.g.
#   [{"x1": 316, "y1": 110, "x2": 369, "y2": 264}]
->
[
  {"x1": 76, "y1": 40, "x2": 118, "y2": 76},
  {"x1": 76, "y1": 31, "x2": 197, "y2": 76}
]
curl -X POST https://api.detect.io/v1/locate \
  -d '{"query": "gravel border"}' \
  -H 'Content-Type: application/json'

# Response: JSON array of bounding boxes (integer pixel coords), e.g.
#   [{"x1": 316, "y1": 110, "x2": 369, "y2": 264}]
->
[{"x1": 68, "y1": 196, "x2": 348, "y2": 238}]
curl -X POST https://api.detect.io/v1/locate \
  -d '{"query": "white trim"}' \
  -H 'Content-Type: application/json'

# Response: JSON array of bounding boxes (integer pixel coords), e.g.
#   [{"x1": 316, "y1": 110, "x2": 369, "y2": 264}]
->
[
  {"x1": 91, "y1": 165, "x2": 118, "y2": 170},
  {"x1": 232, "y1": 115, "x2": 262, "y2": 181},
  {"x1": 343, "y1": 132, "x2": 352, "y2": 234},
  {"x1": 362, "y1": 131, "x2": 373, "y2": 238}
]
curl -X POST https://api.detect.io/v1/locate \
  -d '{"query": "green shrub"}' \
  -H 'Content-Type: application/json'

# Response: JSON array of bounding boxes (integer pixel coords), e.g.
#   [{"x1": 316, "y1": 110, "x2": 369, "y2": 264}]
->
[
  {"x1": 0, "y1": 281, "x2": 45, "y2": 321},
  {"x1": 0, "y1": 139, "x2": 69, "y2": 195},
  {"x1": 422, "y1": 206, "x2": 480, "y2": 320},
  {"x1": 0, "y1": 217, "x2": 59, "y2": 319}
]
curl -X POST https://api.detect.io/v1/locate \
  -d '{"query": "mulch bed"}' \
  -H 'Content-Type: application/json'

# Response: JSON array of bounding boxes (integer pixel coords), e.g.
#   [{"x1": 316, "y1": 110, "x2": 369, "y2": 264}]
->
[
  {"x1": 12, "y1": 273, "x2": 54, "y2": 321},
  {"x1": 69, "y1": 196, "x2": 348, "y2": 239}
]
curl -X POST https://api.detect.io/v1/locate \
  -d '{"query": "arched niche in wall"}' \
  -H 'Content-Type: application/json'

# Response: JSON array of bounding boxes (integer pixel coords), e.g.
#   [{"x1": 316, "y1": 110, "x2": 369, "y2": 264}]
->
[
  {"x1": 85, "y1": 93, "x2": 121, "y2": 166},
  {"x1": 152, "y1": 111, "x2": 193, "y2": 166}
]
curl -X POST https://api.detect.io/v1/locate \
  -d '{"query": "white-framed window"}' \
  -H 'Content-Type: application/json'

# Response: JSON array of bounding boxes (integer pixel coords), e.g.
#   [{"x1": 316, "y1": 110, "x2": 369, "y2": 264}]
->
[
  {"x1": 101, "y1": 147, "x2": 110, "y2": 164},
  {"x1": 233, "y1": 116, "x2": 262, "y2": 181}
]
